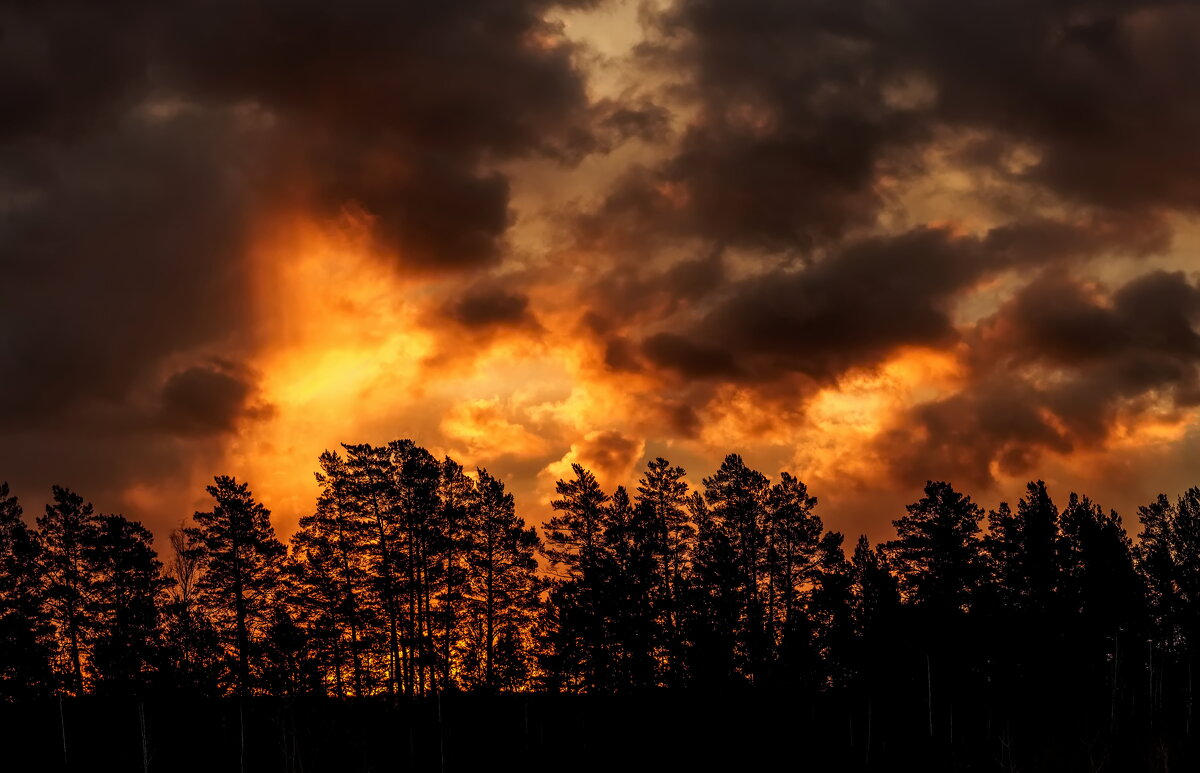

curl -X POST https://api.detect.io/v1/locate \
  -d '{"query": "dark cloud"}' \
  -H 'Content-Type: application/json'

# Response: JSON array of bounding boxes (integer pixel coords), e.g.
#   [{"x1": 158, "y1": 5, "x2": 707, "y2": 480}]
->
[
  {"x1": 629, "y1": 227, "x2": 989, "y2": 383},
  {"x1": 6, "y1": 0, "x2": 1200, "y2": 533},
  {"x1": 643, "y1": 332, "x2": 742, "y2": 379},
  {"x1": 610, "y1": 212, "x2": 1175, "y2": 385},
  {"x1": 575, "y1": 0, "x2": 1193, "y2": 414},
  {"x1": 602, "y1": 336, "x2": 641, "y2": 372},
  {"x1": 445, "y1": 285, "x2": 537, "y2": 329},
  {"x1": 152, "y1": 0, "x2": 606, "y2": 270},
  {"x1": 882, "y1": 270, "x2": 1200, "y2": 486},
  {"x1": 0, "y1": 107, "x2": 257, "y2": 430},
  {"x1": 0, "y1": 0, "x2": 615, "y2": 528},
  {"x1": 159, "y1": 363, "x2": 272, "y2": 436},
  {"x1": 567, "y1": 429, "x2": 644, "y2": 485},
  {"x1": 896, "y1": 1, "x2": 1200, "y2": 211},
  {"x1": 595, "y1": 101, "x2": 672, "y2": 146},
  {"x1": 610, "y1": 0, "x2": 1200, "y2": 253},
  {"x1": 0, "y1": 1, "x2": 151, "y2": 140}
]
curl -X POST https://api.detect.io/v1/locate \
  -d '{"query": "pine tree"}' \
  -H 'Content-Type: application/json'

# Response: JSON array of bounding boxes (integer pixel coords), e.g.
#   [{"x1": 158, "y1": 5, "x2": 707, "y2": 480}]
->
[
  {"x1": 700, "y1": 454, "x2": 770, "y2": 682},
  {"x1": 289, "y1": 511, "x2": 360, "y2": 697},
  {"x1": 0, "y1": 484, "x2": 53, "y2": 698},
  {"x1": 687, "y1": 481, "x2": 741, "y2": 685},
  {"x1": 886, "y1": 481, "x2": 986, "y2": 739},
  {"x1": 83, "y1": 514, "x2": 172, "y2": 694},
  {"x1": 460, "y1": 469, "x2": 542, "y2": 690},
  {"x1": 635, "y1": 457, "x2": 694, "y2": 684},
  {"x1": 435, "y1": 457, "x2": 474, "y2": 690},
  {"x1": 887, "y1": 480, "x2": 985, "y2": 614},
  {"x1": 984, "y1": 482, "x2": 1064, "y2": 697},
  {"x1": 850, "y1": 535, "x2": 902, "y2": 683},
  {"x1": 764, "y1": 472, "x2": 822, "y2": 668},
  {"x1": 542, "y1": 463, "x2": 610, "y2": 691},
  {"x1": 290, "y1": 450, "x2": 372, "y2": 696},
  {"x1": 1061, "y1": 494, "x2": 1145, "y2": 704},
  {"x1": 602, "y1": 485, "x2": 658, "y2": 689},
  {"x1": 38, "y1": 486, "x2": 98, "y2": 694},
  {"x1": 988, "y1": 481, "x2": 1061, "y2": 612},
  {"x1": 186, "y1": 476, "x2": 286, "y2": 694},
  {"x1": 1138, "y1": 488, "x2": 1200, "y2": 654},
  {"x1": 342, "y1": 442, "x2": 404, "y2": 696},
  {"x1": 807, "y1": 531, "x2": 855, "y2": 687},
  {"x1": 388, "y1": 439, "x2": 443, "y2": 695}
]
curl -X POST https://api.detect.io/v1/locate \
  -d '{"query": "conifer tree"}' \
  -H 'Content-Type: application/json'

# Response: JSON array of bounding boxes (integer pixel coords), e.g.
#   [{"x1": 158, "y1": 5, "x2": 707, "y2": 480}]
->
[
  {"x1": 542, "y1": 463, "x2": 610, "y2": 690},
  {"x1": 460, "y1": 469, "x2": 542, "y2": 690},
  {"x1": 388, "y1": 439, "x2": 443, "y2": 695},
  {"x1": 635, "y1": 457, "x2": 693, "y2": 684},
  {"x1": 850, "y1": 535, "x2": 902, "y2": 682},
  {"x1": 887, "y1": 481, "x2": 985, "y2": 614},
  {"x1": 807, "y1": 531, "x2": 855, "y2": 687},
  {"x1": 435, "y1": 458, "x2": 474, "y2": 690},
  {"x1": 290, "y1": 450, "x2": 372, "y2": 696},
  {"x1": 764, "y1": 472, "x2": 822, "y2": 664},
  {"x1": 38, "y1": 486, "x2": 98, "y2": 694},
  {"x1": 603, "y1": 485, "x2": 659, "y2": 689},
  {"x1": 1061, "y1": 494, "x2": 1145, "y2": 702},
  {"x1": 684, "y1": 487, "x2": 735, "y2": 684},
  {"x1": 988, "y1": 481, "x2": 1061, "y2": 612},
  {"x1": 342, "y1": 442, "x2": 404, "y2": 696},
  {"x1": 83, "y1": 514, "x2": 171, "y2": 694},
  {"x1": 700, "y1": 454, "x2": 770, "y2": 681},
  {"x1": 186, "y1": 476, "x2": 285, "y2": 693},
  {"x1": 0, "y1": 484, "x2": 53, "y2": 698}
]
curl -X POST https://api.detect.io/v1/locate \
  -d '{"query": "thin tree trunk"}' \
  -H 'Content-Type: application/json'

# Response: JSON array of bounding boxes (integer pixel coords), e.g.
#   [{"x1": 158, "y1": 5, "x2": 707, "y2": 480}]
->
[
  {"x1": 374, "y1": 507, "x2": 401, "y2": 698},
  {"x1": 59, "y1": 696, "x2": 69, "y2": 768},
  {"x1": 139, "y1": 701, "x2": 149, "y2": 773},
  {"x1": 233, "y1": 541, "x2": 250, "y2": 693},
  {"x1": 927, "y1": 653, "x2": 934, "y2": 738}
]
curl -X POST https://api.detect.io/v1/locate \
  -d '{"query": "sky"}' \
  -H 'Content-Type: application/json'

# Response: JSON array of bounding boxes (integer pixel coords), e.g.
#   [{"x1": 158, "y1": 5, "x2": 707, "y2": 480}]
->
[{"x1": 3, "y1": 0, "x2": 1200, "y2": 542}]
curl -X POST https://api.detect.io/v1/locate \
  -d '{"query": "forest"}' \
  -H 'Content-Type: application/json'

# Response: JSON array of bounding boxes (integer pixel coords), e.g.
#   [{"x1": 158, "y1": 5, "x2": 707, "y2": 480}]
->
[{"x1": 4, "y1": 439, "x2": 1200, "y2": 771}]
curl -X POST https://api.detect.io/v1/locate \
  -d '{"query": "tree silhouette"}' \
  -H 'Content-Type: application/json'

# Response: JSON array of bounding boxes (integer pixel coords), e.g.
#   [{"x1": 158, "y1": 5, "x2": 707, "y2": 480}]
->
[
  {"x1": 38, "y1": 486, "x2": 98, "y2": 695},
  {"x1": 542, "y1": 463, "x2": 611, "y2": 691},
  {"x1": 0, "y1": 484, "x2": 52, "y2": 698},
  {"x1": 290, "y1": 450, "x2": 372, "y2": 696},
  {"x1": 600, "y1": 485, "x2": 659, "y2": 690},
  {"x1": 635, "y1": 457, "x2": 693, "y2": 685},
  {"x1": 83, "y1": 514, "x2": 172, "y2": 694},
  {"x1": 764, "y1": 471, "x2": 823, "y2": 679},
  {"x1": 388, "y1": 439, "x2": 443, "y2": 695},
  {"x1": 887, "y1": 481, "x2": 986, "y2": 614},
  {"x1": 983, "y1": 482, "x2": 1064, "y2": 697},
  {"x1": 700, "y1": 454, "x2": 771, "y2": 682},
  {"x1": 459, "y1": 469, "x2": 541, "y2": 690},
  {"x1": 435, "y1": 457, "x2": 473, "y2": 690},
  {"x1": 341, "y1": 442, "x2": 405, "y2": 697},
  {"x1": 886, "y1": 481, "x2": 986, "y2": 741},
  {"x1": 849, "y1": 535, "x2": 902, "y2": 689},
  {"x1": 13, "y1": 436, "x2": 1200, "y2": 770},
  {"x1": 1060, "y1": 494, "x2": 1145, "y2": 715},
  {"x1": 186, "y1": 476, "x2": 286, "y2": 693}
]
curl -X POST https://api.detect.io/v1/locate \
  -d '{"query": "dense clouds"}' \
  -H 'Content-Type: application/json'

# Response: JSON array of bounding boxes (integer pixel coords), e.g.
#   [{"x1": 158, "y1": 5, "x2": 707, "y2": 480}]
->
[{"x1": 2, "y1": 0, "x2": 1199, "y2": 533}]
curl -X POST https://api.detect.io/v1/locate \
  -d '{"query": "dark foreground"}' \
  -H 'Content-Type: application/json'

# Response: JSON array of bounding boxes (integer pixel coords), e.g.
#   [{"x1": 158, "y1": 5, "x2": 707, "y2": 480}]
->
[{"x1": 4, "y1": 689, "x2": 1197, "y2": 773}]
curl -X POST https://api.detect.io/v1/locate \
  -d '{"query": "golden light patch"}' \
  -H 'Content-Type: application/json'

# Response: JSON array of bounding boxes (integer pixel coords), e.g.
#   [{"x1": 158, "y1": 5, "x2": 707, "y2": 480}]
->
[
  {"x1": 795, "y1": 348, "x2": 966, "y2": 484},
  {"x1": 220, "y1": 211, "x2": 437, "y2": 530},
  {"x1": 441, "y1": 398, "x2": 549, "y2": 463}
]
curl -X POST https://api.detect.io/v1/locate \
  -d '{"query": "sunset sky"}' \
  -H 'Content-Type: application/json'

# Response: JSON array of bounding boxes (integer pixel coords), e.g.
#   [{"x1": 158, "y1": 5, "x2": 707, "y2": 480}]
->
[{"x1": 4, "y1": 0, "x2": 1200, "y2": 542}]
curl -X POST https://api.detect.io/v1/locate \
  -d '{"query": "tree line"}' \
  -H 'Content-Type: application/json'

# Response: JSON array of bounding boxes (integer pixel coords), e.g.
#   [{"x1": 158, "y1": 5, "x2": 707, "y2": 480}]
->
[{"x1": 3, "y1": 438, "x2": 1200, "y2": 726}]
